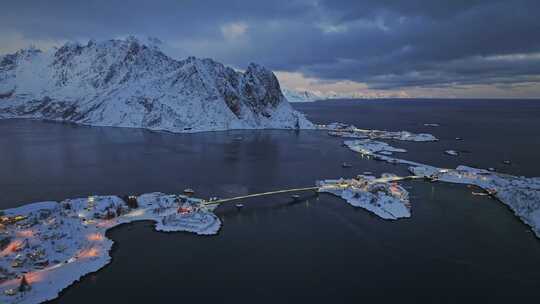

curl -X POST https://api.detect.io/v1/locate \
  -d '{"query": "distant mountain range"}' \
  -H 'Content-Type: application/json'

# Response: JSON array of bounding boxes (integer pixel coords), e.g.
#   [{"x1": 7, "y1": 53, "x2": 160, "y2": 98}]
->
[
  {"x1": 0, "y1": 37, "x2": 312, "y2": 132},
  {"x1": 282, "y1": 87, "x2": 410, "y2": 102}
]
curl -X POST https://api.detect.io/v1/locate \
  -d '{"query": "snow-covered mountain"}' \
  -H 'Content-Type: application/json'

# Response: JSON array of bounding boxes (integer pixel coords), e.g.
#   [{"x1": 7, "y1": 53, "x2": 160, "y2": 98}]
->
[
  {"x1": 0, "y1": 37, "x2": 312, "y2": 132},
  {"x1": 282, "y1": 88, "x2": 367, "y2": 102},
  {"x1": 282, "y1": 87, "x2": 410, "y2": 102},
  {"x1": 281, "y1": 88, "x2": 324, "y2": 103}
]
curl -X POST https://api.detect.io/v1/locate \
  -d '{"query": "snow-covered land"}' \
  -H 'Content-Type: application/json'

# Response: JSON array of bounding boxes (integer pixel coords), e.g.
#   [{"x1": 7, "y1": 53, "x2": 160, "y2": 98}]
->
[
  {"x1": 282, "y1": 88, "x2": 363, "y2": 103},
  {"x1": 0, "y1": 173, "x2": 416, "y2": 303},
  {"x1": 323, "y1": 121, "x2": 540, "y2": 237},
  {"x1": 345, "y1": 139, "x2": 407, "y2": 156},
  {"x1": 321, "y1": 122, "x2": 438, "y2": 141},
  {"x1": 341, "y1": 137, "x2": 425, "y2": 166},
  {"x1": 0, "y1": 37, "x2": 313, "y2": 132},
  {"x1": 350, "y1": 145, "x2": 540, "y2": 237},
  {"x1": 0, "y1": 193, "x2": 220, "y2": 304},
  {"x1": 281, "y1": 88, "x2": 324, "y2": 103},
  {"x1": 282, "y1": 88, "x2": 410, "y2": 102},
  {"x1": 318, "y1": 174, "x2": 411, "y2": 220},
  {"x1": 410, "y1": 165, "x2": 540, "y2": 238},
  {"x1": 444, "y1": 150, "x2": 459, "y2": 156}
]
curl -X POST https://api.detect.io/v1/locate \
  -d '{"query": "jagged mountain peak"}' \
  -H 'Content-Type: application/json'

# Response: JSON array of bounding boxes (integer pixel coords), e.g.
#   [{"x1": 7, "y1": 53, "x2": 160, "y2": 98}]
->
[{"x1": 0, "y1": 37, "x2": 312, "y2": 132}]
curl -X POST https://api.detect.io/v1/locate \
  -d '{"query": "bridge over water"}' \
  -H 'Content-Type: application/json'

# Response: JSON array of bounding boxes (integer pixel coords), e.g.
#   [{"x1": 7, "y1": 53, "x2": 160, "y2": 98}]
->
[{"x1": 203, "y1": 175, "x2": 422, "y2": 206}]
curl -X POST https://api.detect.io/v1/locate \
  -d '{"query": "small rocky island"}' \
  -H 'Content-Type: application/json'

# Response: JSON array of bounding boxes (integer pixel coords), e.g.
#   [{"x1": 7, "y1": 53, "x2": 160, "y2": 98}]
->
[{"x1": 318, "y1": 174, "x2": 411, "y2": 220}]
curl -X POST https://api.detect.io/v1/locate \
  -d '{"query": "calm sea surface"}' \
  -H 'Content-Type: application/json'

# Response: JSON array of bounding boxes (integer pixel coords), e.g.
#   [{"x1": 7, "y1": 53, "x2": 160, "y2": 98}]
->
[{"x1": 1, "y1": 99, "x2": 540, "y2": 302}]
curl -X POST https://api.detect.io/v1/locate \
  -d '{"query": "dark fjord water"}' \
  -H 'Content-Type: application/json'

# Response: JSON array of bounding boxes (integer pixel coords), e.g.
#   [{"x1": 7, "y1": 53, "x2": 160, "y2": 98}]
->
[{"x1": 1, "y1": 99, "x2": 540, "y2": 302}]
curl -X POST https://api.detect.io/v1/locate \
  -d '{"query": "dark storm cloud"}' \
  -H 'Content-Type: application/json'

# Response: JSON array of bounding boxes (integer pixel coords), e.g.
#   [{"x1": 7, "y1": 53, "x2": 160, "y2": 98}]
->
[
  {"x1": 1, "y1": 0, "x2": 314, "y2": 40},
  {"x1": 1, "y1": 0, "x2": 540, "y2": 89}
]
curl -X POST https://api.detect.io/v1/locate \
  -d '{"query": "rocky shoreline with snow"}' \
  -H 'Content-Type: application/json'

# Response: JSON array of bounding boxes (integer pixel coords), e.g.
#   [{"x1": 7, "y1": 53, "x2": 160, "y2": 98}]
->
[
  {"x1": 327, "y1": 124, "x2": 540, "y2": 238},
  {"x1": 0, "y1": 175, "x2": 422, "y2": 304},
  {"x1": 410, "y1": 165, "x2": 540, "y2": 238},
  {"x1": 0, "y1": 193, "x2": 220, "y2": 304},
  {"x1": 320, "y1": 122, "x2": 438, "y2": 141},
  {"x1": 1, "y1": 176, "x2": 421, "y2": 304},
  {"x1": 1, "y1": 119, "x2": 539, "y2": 303},
  {"x1": 318, "y1": 174, "x2": 411, "y2": 220}
]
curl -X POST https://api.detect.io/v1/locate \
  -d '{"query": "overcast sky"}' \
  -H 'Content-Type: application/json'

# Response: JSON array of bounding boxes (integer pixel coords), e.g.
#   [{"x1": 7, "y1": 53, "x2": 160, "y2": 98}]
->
[{"x1": 2, "y1": 0, "x2": 540, "y2": 98}]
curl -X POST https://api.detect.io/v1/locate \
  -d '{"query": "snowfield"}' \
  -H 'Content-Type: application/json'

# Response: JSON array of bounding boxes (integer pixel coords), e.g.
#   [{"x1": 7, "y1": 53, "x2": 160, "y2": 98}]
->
[{"x1": 0, "y1": 37, "x2": 313, "y2": 133}]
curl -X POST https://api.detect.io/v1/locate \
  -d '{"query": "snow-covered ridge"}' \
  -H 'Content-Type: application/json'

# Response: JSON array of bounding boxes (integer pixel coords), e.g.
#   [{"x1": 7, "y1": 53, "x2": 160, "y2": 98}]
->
[
  {"x1": 282, "y1": 87, "x2": 410, "y2": 102},
  {"x1": 281, "y1": 88, "x2": 325, "y2": 103},
  {"x1": 0, "y1": 37, "x2": 313, "y2": 132}
]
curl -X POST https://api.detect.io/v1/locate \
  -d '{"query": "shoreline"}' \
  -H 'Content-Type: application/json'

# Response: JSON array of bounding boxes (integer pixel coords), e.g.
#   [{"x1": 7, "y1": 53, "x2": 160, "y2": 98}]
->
[{"x1": 0, "y1": 193, "x2": 221, "y2": 304}]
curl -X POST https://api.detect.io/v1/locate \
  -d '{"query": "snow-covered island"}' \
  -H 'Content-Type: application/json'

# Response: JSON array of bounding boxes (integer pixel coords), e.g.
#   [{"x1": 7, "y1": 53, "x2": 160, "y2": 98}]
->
[
  {"x1": 410, "y1": 165, "x2": 540, "y2": 238},
  {"x1": 330, "y1": 128, "x2": 540, "y2": 237},
  {"x1": 320, "y1": 122, "x2": 438, "y2": 142},
  {"x1": 318, "y1": 174, "x2": 411, "y2": 220},
  {"x1": 0, "y1": 193, "x2": 220, "y2": 304},
  {"x1": 344, "y1": 139, "x2": 408, "y2": 156},
  {"x1": 444, "y1": 150, "x2": 459, "y2": 156},
  {"x1": 0, "y1": 173, "x2": 421, "y2": 304},
  {"x1": 341, "y1": 137, "x2": 426, "y2": 167},
  {"x1": 320, "y1": 121, "x2": 540, "y2": 237},
  {"x1": 0, "y1": 37, "x2": 312, "y2": 132},
  {"x1": 0, "y1": 171, "x2": 422, "y2": 304}
]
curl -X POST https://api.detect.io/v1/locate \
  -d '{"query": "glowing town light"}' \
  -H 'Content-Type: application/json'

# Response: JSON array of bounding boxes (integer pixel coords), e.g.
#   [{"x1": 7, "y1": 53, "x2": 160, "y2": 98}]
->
[
  {"x1": 87, "y1": 196, "x2": 96, "y2": 208},
  {"x1": 25, "y1": 271, "x2": 45, "y2": 284},
  {"x1": 87, "y1": 233, "x2": 104, "y2": 241},
  {"x1": 0, "y1": 239, "x2": 24, "y2": 257},
  {"x1": 78, "y1": 247, "x2": 99, "y2": 258},
  {"x1": 16, "y1": 230, "x2": 34, "y2": 238},
  {"x1": 177, "y1": 206, "x2": 192, "y2": 214}
]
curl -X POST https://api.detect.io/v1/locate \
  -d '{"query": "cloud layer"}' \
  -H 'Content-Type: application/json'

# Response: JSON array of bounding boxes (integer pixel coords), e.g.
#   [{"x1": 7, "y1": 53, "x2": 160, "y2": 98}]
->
[{"x1": 1, "y1": 0, "x2": 540, "y2": 97}]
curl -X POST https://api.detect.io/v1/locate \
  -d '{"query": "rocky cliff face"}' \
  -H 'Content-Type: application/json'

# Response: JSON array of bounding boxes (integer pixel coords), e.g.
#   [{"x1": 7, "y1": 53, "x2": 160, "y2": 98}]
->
[{"x1": 0, "y1": 37, "x2": 312, "y2": 132}]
